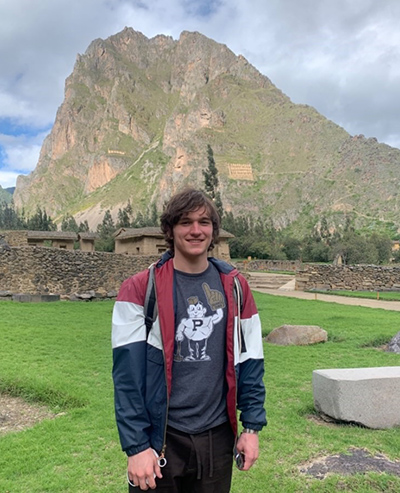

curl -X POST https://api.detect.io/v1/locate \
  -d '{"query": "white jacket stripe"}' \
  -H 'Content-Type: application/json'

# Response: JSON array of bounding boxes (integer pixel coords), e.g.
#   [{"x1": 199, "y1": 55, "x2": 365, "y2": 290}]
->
[
  {"x1": 112, "y1": 301, "x2": 164, "y2": 350},
  {"x1": 234, "y1": 313, "x2": 264, "y2": 365},
  {"x1": 112, "y1": 301, "x2": 147, "y2": 348}
]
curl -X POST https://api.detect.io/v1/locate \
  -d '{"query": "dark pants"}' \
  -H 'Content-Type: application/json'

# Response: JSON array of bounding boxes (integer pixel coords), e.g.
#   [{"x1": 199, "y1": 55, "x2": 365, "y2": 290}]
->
[{"x1": 129, "y1": 421, "x2": 235, "y2": 493}]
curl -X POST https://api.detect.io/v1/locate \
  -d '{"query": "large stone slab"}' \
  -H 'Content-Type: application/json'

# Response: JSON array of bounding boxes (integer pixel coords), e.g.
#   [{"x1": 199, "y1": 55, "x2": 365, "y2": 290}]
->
[
  {"x1": 313, "y1": 367, "x2": 400, "y2": 429},
  {"x1": 266, "y1": 325, "x2": 327, "y2": 346}
]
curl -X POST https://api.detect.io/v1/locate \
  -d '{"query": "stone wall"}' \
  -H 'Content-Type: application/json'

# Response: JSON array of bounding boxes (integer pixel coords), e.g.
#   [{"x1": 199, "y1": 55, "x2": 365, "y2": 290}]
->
[
  {"x1": 235, "y1": 259, "x2": 300, "y2": 272},
  {"x1": 1, "y1": 230, "x2": 28, "y2": 246},
  {"x1": 296, "y1": 264, "x2": 400, "y2": 291},
  {"x1": 0, "y1": 247, "x2": 159, "y2": 297}
]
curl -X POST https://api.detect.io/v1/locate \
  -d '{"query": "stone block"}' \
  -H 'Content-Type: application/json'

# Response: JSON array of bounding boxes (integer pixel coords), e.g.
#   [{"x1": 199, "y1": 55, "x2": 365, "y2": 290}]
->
[
  {"x1": 40, "y1": 295, "x2": 60, "y2": 302},
  {"x1": 13, "y1": 294, "x2": 35, "y2": 302},
  {"x1": 313, "y1": 367, "x2": 400, "y2": 429},
  {"x1": 12, "y1": 294, "x2": 60, "y2": 303}
]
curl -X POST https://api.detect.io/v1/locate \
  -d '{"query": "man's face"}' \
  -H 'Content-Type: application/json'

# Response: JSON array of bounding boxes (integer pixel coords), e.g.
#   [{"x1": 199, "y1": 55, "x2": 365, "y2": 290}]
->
[{"x1": 172, "y1": 207, "x2": 213, "y2": 262}]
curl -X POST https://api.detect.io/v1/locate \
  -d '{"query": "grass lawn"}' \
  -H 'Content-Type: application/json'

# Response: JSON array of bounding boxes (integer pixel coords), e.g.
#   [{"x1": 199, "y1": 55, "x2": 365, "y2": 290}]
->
[{"x1": 0, "y1": 296, "x2": 399, "y2": 492}]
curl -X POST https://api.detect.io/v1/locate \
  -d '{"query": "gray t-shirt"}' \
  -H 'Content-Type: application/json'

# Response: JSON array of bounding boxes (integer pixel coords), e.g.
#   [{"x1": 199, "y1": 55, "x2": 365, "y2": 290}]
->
[{"x1": 167, "y1": 262, "x2": 228, "y2": 434}]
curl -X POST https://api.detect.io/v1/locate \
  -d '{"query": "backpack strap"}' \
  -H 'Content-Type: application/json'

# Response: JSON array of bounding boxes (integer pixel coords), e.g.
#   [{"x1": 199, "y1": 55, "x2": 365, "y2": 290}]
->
[
  {"x1": 233, "y1": 276, "x2": 246, "y2": 353},
  {"x1": 144, "y1": 264, "x2": 157, "y2": 337}
]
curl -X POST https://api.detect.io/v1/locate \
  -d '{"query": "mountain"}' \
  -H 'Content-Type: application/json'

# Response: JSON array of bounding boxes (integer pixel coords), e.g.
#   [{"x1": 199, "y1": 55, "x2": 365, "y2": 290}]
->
[
  {"x1": 0, "y1": 186, "x2": 12, "y2": 203},
  {"x1": 13, "y1": 27, "x2": 400, "y2": 235}
]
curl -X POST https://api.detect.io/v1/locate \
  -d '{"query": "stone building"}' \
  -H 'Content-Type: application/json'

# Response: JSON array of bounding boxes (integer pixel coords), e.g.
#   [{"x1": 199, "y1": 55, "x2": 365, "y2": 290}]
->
[
  {"x1": 113, "y1": 227, "x2": 234, "y2": 260},
  {"x1": 27, "y1": 231, "x2": 77, "y2": 249},
  {"x1": 114, "y1": 227, "x2": 167, "y2": 255},
  {"x1": 78, "y1": 232, "x2": 99, "y2": 252}
]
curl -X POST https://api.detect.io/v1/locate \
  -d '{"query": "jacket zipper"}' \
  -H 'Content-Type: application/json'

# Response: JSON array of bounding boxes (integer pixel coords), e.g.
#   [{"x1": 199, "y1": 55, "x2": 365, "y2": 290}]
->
[
  {"x1": 159, "y1": 342, "x2": 169, "y2": 461},
  {"x1": 158, "y1": 277, "x2": 169, "y2": 462},
  {"x1": 232, "y1": 277, "x2": 240, "y2": 440}
]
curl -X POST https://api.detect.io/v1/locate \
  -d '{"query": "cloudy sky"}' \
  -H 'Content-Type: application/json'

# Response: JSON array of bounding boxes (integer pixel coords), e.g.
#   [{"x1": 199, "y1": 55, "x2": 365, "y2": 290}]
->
[{"x1": 1, "y1": 0, "x2": 400, "y2": 189}]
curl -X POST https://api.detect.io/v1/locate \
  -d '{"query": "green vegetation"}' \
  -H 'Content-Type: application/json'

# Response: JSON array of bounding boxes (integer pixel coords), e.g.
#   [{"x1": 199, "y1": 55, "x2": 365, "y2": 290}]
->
[
  {"x1": 96, "y1": 210, "x2": 115, "y2": 252},
  {"x1": 203, "y1": 144, "x2": 224, "y2": 217},
  {"x1": 0, "y1": 296, "x2": 399, "y2": 491},
  {"x1": 0, "y1": 185, "x2": 12, "y2": 204},
  {"x1": 222, "y1": 212, "x2": 395, "y2": 265},
  {"x1": 0, "y1": 203, "x2": 57, "y2": 231},
  {"x1": 95, "y1": 202, "x2": 159, "y2": 251},
  {"x1": 61, "y1": 215, "x2": 89, "y2": 234}
]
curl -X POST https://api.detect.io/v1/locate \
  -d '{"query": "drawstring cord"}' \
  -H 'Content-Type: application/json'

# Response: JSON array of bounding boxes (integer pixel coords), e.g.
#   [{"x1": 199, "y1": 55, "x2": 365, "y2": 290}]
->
[
  {"x1": 209, "y1": 428, "x2": 214, "y2": 478},
  {"x1": 190, "y1": 433, "x2": 202, "y2": 480},
  {"x1": 190, "y1": 427, "x2": 214, "y2": 480}
]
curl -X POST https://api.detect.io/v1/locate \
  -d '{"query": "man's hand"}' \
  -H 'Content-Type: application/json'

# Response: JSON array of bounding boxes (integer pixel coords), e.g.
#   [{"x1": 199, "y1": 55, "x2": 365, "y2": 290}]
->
[
  {"x1": 235, "y1": 432, "x2": 259, "y2": 471},
  {"x1": 128, "y1": 448, "x2": 162, "y2": 490}
]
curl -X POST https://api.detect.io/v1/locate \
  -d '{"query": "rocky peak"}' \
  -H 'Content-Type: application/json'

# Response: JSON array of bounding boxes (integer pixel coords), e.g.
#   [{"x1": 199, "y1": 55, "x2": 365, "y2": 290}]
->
[{"x1": 13, "y1": 28, "x2": 400, "y2": 234}]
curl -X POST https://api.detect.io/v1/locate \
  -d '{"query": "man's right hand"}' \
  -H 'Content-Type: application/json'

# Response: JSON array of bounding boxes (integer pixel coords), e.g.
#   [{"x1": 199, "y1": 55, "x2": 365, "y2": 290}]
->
[{"x1": 128, "y1": 448, "x2": 162, "y2": 490}]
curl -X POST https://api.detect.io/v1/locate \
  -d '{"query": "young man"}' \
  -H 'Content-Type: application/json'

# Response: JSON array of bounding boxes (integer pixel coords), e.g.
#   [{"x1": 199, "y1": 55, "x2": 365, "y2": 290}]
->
[{"x1": 112, "y1": 188, "x2": 266, "y2": 492}]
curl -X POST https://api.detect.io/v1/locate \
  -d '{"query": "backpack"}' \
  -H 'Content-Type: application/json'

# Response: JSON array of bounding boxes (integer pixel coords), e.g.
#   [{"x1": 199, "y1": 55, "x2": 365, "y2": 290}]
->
[{"x1": 143, "y1": 264, "x2": 246, "y2": 351}]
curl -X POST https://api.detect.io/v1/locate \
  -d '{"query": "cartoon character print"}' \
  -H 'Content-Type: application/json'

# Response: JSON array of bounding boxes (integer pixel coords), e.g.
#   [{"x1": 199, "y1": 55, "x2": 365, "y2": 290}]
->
[{"x1": 174, "y1": 283, "x2": 225, "y2": 362}]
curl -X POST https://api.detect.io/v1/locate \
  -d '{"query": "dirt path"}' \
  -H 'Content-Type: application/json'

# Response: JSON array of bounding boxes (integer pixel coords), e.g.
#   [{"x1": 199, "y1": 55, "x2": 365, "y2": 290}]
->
[{"x1": 250, "y1": 274, "x2": 400, "y2": 312}]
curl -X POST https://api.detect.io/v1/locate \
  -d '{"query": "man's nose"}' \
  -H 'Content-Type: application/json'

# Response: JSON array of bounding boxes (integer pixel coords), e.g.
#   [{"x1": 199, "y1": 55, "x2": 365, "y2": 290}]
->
[{"x1": 190, "y1": 221, "x2": 201, "y2": 234}]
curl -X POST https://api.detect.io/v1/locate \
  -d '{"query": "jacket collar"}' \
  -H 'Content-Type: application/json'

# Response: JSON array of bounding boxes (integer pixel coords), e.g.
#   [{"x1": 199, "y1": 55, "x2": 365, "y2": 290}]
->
[{"x1": 157, "y1": 250, "x2": 238, "y2": 277}]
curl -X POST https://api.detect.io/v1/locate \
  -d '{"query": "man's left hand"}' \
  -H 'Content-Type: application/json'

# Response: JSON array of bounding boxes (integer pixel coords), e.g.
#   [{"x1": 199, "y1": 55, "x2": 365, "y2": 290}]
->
[{"x1": 235, "y1": 432, "x2": 259, "y2": 471}]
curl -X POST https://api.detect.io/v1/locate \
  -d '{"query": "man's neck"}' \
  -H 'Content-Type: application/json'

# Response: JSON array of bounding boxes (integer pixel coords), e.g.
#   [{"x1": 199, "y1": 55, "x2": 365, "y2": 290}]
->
[{"x1": 173, "y1": 254, "x2": 209, "y2": 274}]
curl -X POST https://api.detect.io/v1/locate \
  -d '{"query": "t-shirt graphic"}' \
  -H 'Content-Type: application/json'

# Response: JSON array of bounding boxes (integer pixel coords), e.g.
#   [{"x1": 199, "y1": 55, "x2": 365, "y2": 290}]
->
[{"x1": 174, "y1": 282, "x2": 226, "y2": 362}]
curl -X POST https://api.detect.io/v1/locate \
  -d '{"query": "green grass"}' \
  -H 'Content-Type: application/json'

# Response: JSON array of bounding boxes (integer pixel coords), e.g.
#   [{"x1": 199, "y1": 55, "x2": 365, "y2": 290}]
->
[
  {"x1": 310, "y1": 290, "x2": 400, "y2": 301},
  {"x1": 0, "y1": 297, "x2": 399, "y2": 492}
]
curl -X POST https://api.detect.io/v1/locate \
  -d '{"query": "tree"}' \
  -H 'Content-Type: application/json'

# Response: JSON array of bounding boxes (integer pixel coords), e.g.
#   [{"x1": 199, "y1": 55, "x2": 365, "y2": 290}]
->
[
  {"x1": 0, "y1": 201, "x2": 24, "y2": 229},
  {"x1": 61, "y1": 215, "x2": 79, "y2": 232},
  {"x1": 96, "y1": 210, "x2": 115, "y2": 252},
  {"x1": 116, "y1": 201, "x2": 133, "y2": 228},
  {"x1": 370, "y1": 233, "x2": 392, "y2": 264},
  {"x1": 78, "y1": 220, "x2": 90, "y2": 232},
  {"x1": 282, "y1": 236, "x2": 302, "y2": 260},
  {"x1": 203, "y1": 144, "x2": 224, "y2": 218},
  {"x1": 27, "y1": 207, "x2": 56, "y2": 231},
  {"x1": 331, "y1": 231, "x2": 375, "y2": 265},
  {"x1": 131, "y1": 203, "x2": 159, "y2": 228},
  {"x1": 301, "y1": 236, "x2": 330, "y2": 263}
]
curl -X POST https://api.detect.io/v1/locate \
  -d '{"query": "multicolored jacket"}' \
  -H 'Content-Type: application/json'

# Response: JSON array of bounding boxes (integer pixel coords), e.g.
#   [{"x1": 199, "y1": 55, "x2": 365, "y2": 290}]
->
[{"x1": 112, "y1": 252, "x2": 267, "y2": 458}]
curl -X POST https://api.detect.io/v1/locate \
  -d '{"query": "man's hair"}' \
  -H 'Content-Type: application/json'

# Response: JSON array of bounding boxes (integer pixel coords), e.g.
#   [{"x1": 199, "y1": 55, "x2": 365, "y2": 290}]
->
[{"x1": 160, "y1": 188, "x2": 221, "y2": 252}]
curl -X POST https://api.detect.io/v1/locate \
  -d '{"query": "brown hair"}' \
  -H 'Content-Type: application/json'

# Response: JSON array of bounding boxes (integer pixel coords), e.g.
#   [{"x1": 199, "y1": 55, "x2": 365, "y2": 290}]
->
[{"x1": 160, "y1": 188, "x2": 220, "y2": 252}]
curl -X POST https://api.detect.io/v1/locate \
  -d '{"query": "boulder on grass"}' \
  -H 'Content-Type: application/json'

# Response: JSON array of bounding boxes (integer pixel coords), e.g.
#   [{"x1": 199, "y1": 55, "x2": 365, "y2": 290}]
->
[
  {"x1": 266, "y1": 325, "x2": 327, "y2": 346},
  {"x1": 387, "y1": 331, "x2": 400, "y2": 354}
]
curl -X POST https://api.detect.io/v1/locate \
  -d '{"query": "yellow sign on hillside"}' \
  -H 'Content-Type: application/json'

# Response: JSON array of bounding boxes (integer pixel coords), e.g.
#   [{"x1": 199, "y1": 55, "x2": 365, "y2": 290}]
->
[{"x1": 228, "y1": 164, "x2": 254, "y2": 181}]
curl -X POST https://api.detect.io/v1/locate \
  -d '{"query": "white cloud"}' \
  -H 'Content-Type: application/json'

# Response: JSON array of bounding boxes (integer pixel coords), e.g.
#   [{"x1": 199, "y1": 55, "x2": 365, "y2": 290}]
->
[
  {"x1": 0, "y1": 132, "x2": 47, "y2": 173},
  {"x1": 0, "y1": 171, "x2": 21, "y2": 189}
]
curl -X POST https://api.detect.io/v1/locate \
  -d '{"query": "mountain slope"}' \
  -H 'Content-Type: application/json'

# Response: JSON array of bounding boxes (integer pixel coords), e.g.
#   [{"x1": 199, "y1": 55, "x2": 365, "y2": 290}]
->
[
  {"x1": 14, "y1": 28, "x2": 400, "y2": 234},
  {"x1": 0, "y1": 185, "x2": 12, "y2": 203}
]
